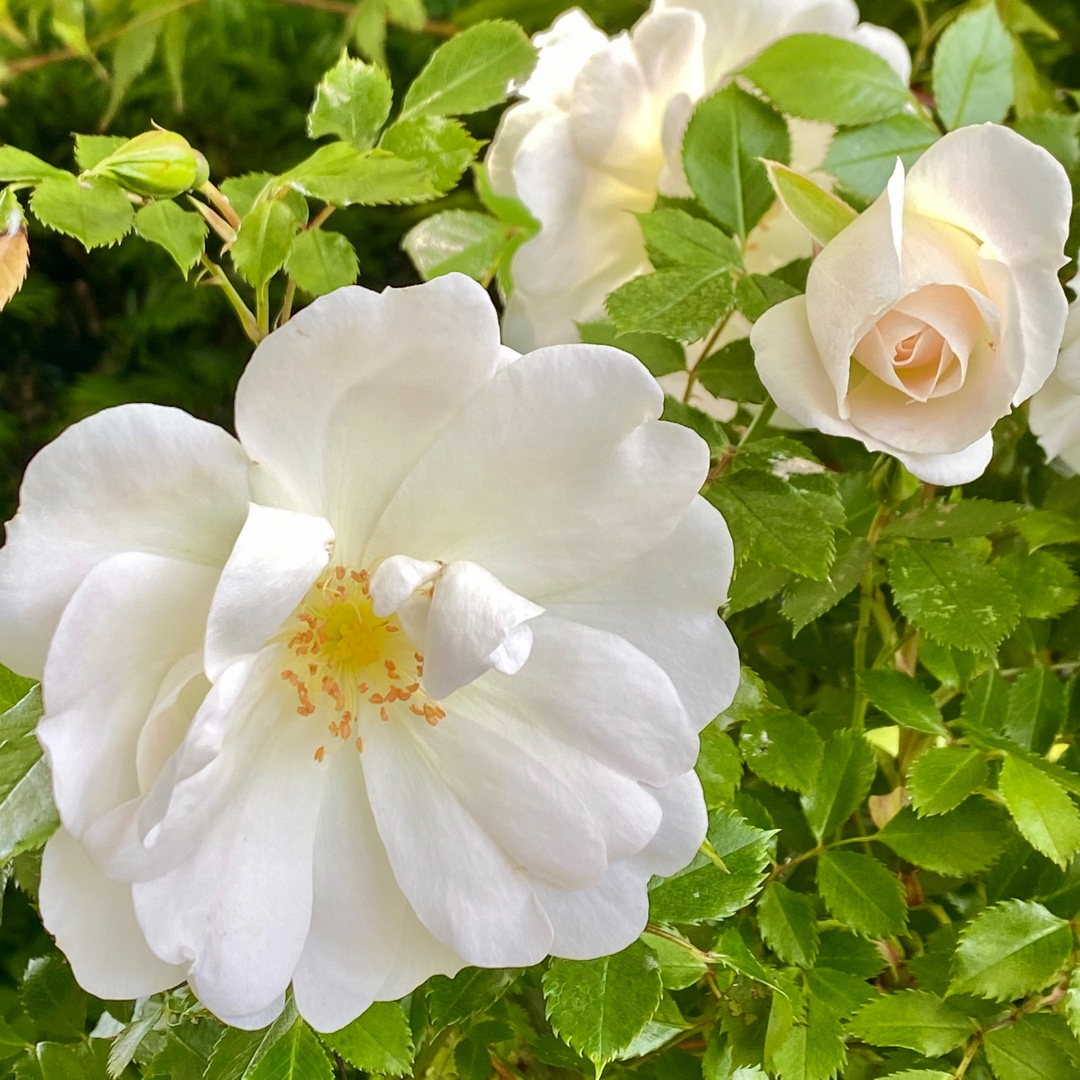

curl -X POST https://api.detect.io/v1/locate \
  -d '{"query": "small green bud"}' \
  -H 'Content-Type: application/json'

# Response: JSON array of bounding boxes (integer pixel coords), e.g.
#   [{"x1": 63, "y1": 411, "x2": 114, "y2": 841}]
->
[{"x1": 91, "y1": 130, "x2": 202, "y2": 199}]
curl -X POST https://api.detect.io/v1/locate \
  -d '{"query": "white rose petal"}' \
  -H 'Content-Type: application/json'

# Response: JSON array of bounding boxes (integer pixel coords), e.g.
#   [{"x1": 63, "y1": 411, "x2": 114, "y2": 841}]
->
[
  {"x1": 0, "y1": 273, "x2": 739, "y2": 1033},
  {"x1": 487, "y1": 0, "x2": 910, "y2": 354},
  {"x1": 751, "y1": 125, "x2": 1071, "y2": 486},
  {"x1": 1030, "y1": 280, "x2": 1080, "y2": 472}
]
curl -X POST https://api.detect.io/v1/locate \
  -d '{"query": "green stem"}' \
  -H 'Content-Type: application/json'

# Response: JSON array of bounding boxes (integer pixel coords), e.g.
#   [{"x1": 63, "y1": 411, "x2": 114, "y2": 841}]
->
[
  {"x1": 852, "y1": 503, "x2": 891, "y2": 729},
  {"x1": 682, "y1": 313, "x2": 733, "y2": 403},
  {"x1": 256, "y1": 282, "x2": 271, "y2": 338},
  {"x1": 200, "y1": 256, "x2": 260, "y2": 343},
  {"x1": 738, "y1": 396, "x2": 777, "y2": 447}
]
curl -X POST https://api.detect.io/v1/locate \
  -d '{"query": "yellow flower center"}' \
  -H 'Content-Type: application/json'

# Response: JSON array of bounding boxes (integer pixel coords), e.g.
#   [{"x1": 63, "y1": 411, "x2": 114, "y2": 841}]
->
[{"x1": 278, "y1": 565, "x2": 444, "y2": 763}]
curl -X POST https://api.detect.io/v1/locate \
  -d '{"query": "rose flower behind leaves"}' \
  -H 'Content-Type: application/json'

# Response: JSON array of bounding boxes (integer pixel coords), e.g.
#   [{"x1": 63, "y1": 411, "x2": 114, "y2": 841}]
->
[
  {"x1": 751, "y1": 125, "x2": 1071, "y2": 485},
  {"x1": 486, "y1": 0, "x2": 909, "y2": 354},
  {"x1": 0, "y1": 275, "x2": 739, "y2": 1032}
]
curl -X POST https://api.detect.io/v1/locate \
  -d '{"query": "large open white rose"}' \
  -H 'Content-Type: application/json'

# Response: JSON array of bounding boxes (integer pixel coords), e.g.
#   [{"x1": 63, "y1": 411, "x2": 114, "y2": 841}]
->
[
  {"x1": 486, "y1": 0, "x2": 910, "y2": 354},
  {"x1": 751, "y1": 125, "x2": 1071, "y2": 486},
  {"x1": 1030, "y1": 280, "x2": 1080, "y2": 472},
  {"x1": 0, "y1": 274, "x2": 738, "y2": 1032}
]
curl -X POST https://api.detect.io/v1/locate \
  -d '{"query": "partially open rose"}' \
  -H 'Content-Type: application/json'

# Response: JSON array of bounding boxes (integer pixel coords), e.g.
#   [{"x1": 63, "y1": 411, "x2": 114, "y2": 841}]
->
[
  {"x1": 751, "y1": 124, "x2": 1071, "y2": 485},
  {"x1": 1030, "y1": 279, "x2": 1080, "y2": 472}
]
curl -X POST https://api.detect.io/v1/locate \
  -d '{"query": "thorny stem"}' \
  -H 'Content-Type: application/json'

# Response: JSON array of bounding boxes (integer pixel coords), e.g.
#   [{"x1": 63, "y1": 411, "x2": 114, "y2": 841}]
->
[{"x1": 200, "y1": 255, "x2": 260, "y2": 343}]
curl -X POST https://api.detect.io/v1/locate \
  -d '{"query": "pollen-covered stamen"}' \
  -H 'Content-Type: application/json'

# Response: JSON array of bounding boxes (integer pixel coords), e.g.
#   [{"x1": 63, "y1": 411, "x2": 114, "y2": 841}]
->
[{"x1": 277, "y1": 565, "x2": 443, "y2": 759}]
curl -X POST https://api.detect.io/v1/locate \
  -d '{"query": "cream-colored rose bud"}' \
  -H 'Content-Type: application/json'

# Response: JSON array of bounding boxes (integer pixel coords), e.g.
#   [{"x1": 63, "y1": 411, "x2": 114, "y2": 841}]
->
[{"x1": 750, "y1": 124, "x2": 1071, "y2": 485}]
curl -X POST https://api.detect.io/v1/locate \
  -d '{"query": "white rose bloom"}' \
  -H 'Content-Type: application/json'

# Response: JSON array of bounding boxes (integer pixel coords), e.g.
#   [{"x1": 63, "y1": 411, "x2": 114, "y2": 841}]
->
[
  {"x1": 486, "y1": 0, "x2": 911, "y2": 353},
  {"x1": 1030, "y1": 281, "x2": 1080, "y2": 472},
  {"x1": 750, "y1": 125, "x2": 1072, "y2": 486},
  {"x1": 0, "y1": 274, "x2": 739, "y2": 1033}
]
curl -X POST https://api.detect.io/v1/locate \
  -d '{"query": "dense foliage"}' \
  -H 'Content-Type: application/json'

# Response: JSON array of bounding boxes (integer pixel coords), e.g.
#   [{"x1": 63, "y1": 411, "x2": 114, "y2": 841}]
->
[{"x1": 4, "y1": 1, "x2": 1080, "y2": 1078}]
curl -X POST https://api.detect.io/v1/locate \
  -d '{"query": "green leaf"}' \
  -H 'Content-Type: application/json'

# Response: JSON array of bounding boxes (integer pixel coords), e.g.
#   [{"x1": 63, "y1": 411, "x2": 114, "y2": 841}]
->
[
  {"x1": 782, "y1": 537, "x2": 872, "y2": 635},
  {"x1": 426, "y1": 967, "x2": 518, "y2": 1030},
  {"x1": 577, "y1": 320, "x2": 684, "y2": 379},
  {"x1": 543, "y1": 940, "x2": 663, "y2": 1073},
  {"x1": 706, "y1": 468, "x2": 836, "y2": 581},
  {"x1": 816, "y1": 928, "x2": 887, "y2": 978},
  {"x1": 908, "y1": 747, "x2": 989, "y2": 816},
  {"x1": 682, "y1": 84, "x2": 790, "y2": 239},
  {"x1": 1004, "y1": 665, "x2": 1065, "y2": 753},
  {"x1": 694, "y1": 338, "x2": 767, "y2": 403},
  {"x1": 30, "y1": 175, "x2": 134, "y2": 251},
  {"x1": 880, "y1": 499, "x2": 1026, "y2": 541},
  {"x1": 696, "y1": 724, "x2": 742, "y2": 809},
  {"x1": 817, "y1": 850, "x2": 908, "y2": 939},
  {"x1": 763, "y1": 160, "x2": 856, "y2": 246},
  {"x1": 999, "y1": 755, "x2": 1080, "y2": 869},
  {"x1": 162, "y1": 10, "x2": 188, "y2": 111},
  {"x1": 0, "y1": 146, "x2": 68, "y2": 182},
  {"x1": 713, "y1": 927, "x2": 784, "y2": 993},
  {"x1": 230, "y1": 199, "x2": 298, "y2": 288},
  {"x1": 0, "y1": 690, "x2": 57, "y2": 863},
  {"x1": 949, "y1": 899, "x2": 1072, "y2": 1001},
  {"x1": 849, "y1": 990, "x2": 973, "y2": 1056},
  {"x1": 859, "y1": 670, "x2": 947, "y2": 737},
  {"x1": 400, "y1": 21, "x2": 535, "y2": 120},
  {"x1": 1013, "y1": 113, "x2": 1080, "y2": 171},
  {"x1": 206, "y1": 1004, "x2": 300, "y2": 1080},
  {"x1": 134, "y1": 201, "x2": 207, "y2": 273},
  {"x1": 804, "y1": 967, "x2": 876, "y2": 1019},
  {"x1": 739, "y1": 710, "x2": 824, "y2": 794},
  {"x1": 108, "y1": 1003, "x2": 163, "y2": 1079},
  {"x1": 404, "y1": 209, "x2": 513, "y2": 283},
  {"x1": 637, "y1": 208, "x2": 742, "y2": 271},
  {"x1": 21, "y1": 956, "x2": 87, "y2": 1040},
  {"x1": 734, "y1": 274, "x2": 801, "y2": 324},
  {"x1": 648, "y1": 809, "x2": 774, "y2": 924},
  {"x1": 759, "y1": 883, "x2": 819, "y2": 968},
  {"x1": 996, "y1": 550, "x2": 1080, "y2": 620},
  {"x1": 101, "y1": 21, "x2": 161, "y2": 130},
  {"x1": 308, "y1": 54, "x2": 393, "y2": 149},
  {"x1": 983, "y1": 1015, "x2": 1080, "y2": 1080},
  {"x1": 321, "y1": 1002, "x2": 413, "y2": 1077},
  {"x1": 801, "y1": 730, "x2": 877, "y2": 841},
  {"x1": 73, "y1": 134, "x2": 127, "y2": 171},
  {"x1": 824, "y1": 114, "x2": 939, "y2": 201},
  {"x1": 285, "y1": 229, "x2": 359, "y2": 295},
  {"x1": 219, "y1": 174, "x2": 307, "y2": 223},
  {"x1": 962, "y1": 669, "x2": 1010, "y2": 732},
  {"x1": 932, "y1": 3, "x2": 1014, "y2": 130},
  {"x1": 0, "y1": 665, "x2": 34, "y2": 714},
  {"x1": 280, "y1": 144, "x2": 438, "y2": 206},
  {"x1": 742, "y1": 34, "x2": 911, "y2": 126},
  {"x1": 641, "y1": 933, "x2": 707, "y2": 991},
  {"x1": 888, "y1": 542, "x2": 1020, "y2": 656},
  {"x1": 1067, "y1": 968, "x2": 1080, "y2": 1044},
  {"x1": 876, "y1": 799, "x2": 1013, "y2": 876},
  {"x1": 381, "y1": 116, "x2": 480, "y2": 193},
  {"x1": 768, "y1": 995, "x2": 846, "y2": 1080},
  {"x1": 606, "y1": 265, "x2": 735, "y2": 343},
  {"x1": 248, "y1": 1018, "x2": 331, "y2": 1080}
]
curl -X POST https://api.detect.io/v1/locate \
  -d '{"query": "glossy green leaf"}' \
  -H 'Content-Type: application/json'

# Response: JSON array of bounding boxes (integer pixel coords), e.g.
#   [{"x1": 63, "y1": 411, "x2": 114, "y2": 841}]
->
[
  {"x1": 1004, "y1": 665, "x2": 1066, "y2": 753},
  {"x1": 280, "y1": 144, "x2": 438, "y2": 206},
  {"x1": 135, "y1": 200, "x2": 208, "y2": 273},
  {"x1": 849, "y1": 990, "x2": 972, "y2": 1056},
  {"x1": 682, "y1": 84, "x2": 790, "y2": 239},
  {"x1": 996, "y1": 550, "x2": 1080, "y2": 621},
  {"x1": 739, "y1": 710, "x2": 824, "y2": 794},
  {"x1": 763, "y1": 160, "x2": 856, "y2": 246},
  {"x1": 933, "y1": 3, "x2": 1014, "y2": 130},
  {"x1": 30, "y1": 174, "x2": 134, "y2": 250},
  {"x1": 400, "y1": 21, "x2": 535, "y2": 119},
  {"x1": 381, "y1": 116, "x2": 479, "y2": 193},
  {"x1": 696, "y1": 724, "x2": 742, "y2": 809},
  {"x1": 949, "y1": 899, "x2": 1072, "y2": 1001},
  {"x1": 743, "y1": 34, "x2": 911, "y2": 125},
  {"x1": 321, "y1": 1002, "x2": 413, "y2": 1077},
  {"x1": 999, "y1": 755, "x2": 1080, "y2": 869},
  {"x1": 734, "y1": 273, "x2": 800, "y2": 324},
  {"x1": 0, "y1": 146, "x2": 69, "y2": 182},
  {"x1": 758, "y1": 882, "x2": 819, "y2": 968},
  {"x1": 648, "y1": 810, "x2": 774, "y2": 924},
  {"x1": 230, "y1": 199, "x2": 298, "y2": 287},
  {"x1": 404, "y1": 209, "x2": 513, "y2": 284},
  {"x1": 876, "y1": 799, "x2": 1012, "y2": 876},
  {"x1": 308, "y1": 54, "x2": 393, "y2": 149},
  {"x1": 817, "y1": 850, "x2": 908, "y2": 939},
  {"x1": 285, "y1": 229, "x2": 359, "y2": 295},
  {"x1": 823, "y1": 114, "x2": 939, "y2": 200},
  {"x1": 880, "y1": 499, "x2": 1026, "y2": 541},
  {"x1": 543, "y1": 940, "x2": 663, "y2": 1072},
  {"x1": 801, "y1": 730, "x2": 877, "y2": 840},
  {"x1": 983, "y1": 1014, "x2": 1079, "y2": 1079},
  {"x1": 694, "y1": 338, "x2": 768, "y2": 404},
  {"x1": 908, "y1": 747, "x2": 989, "y2": 816},
  {"x1": 888, "y1": 542, "x2": 1020, "y2": 655},
  {"x1": 782, "y1": 537, "x2": 872, "y2": 634},
  {"x1": 859, "y1": 669, "x2": 947, "y2": 736},
  {"x1": 606, "y1": 265, "x2": 735, "y2": 343},
  {"x1": 637, "y1": 208, "x2": 742, "y2": 271},
  {"x1": 426, "y1": 967, "x2": 518, "y2": 1031}
]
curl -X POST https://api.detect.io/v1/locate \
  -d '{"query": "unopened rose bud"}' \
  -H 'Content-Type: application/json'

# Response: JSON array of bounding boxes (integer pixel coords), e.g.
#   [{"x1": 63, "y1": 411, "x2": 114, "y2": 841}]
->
[{"x1": 90, "y1": 130, "x2": 203, "y2": 199}]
